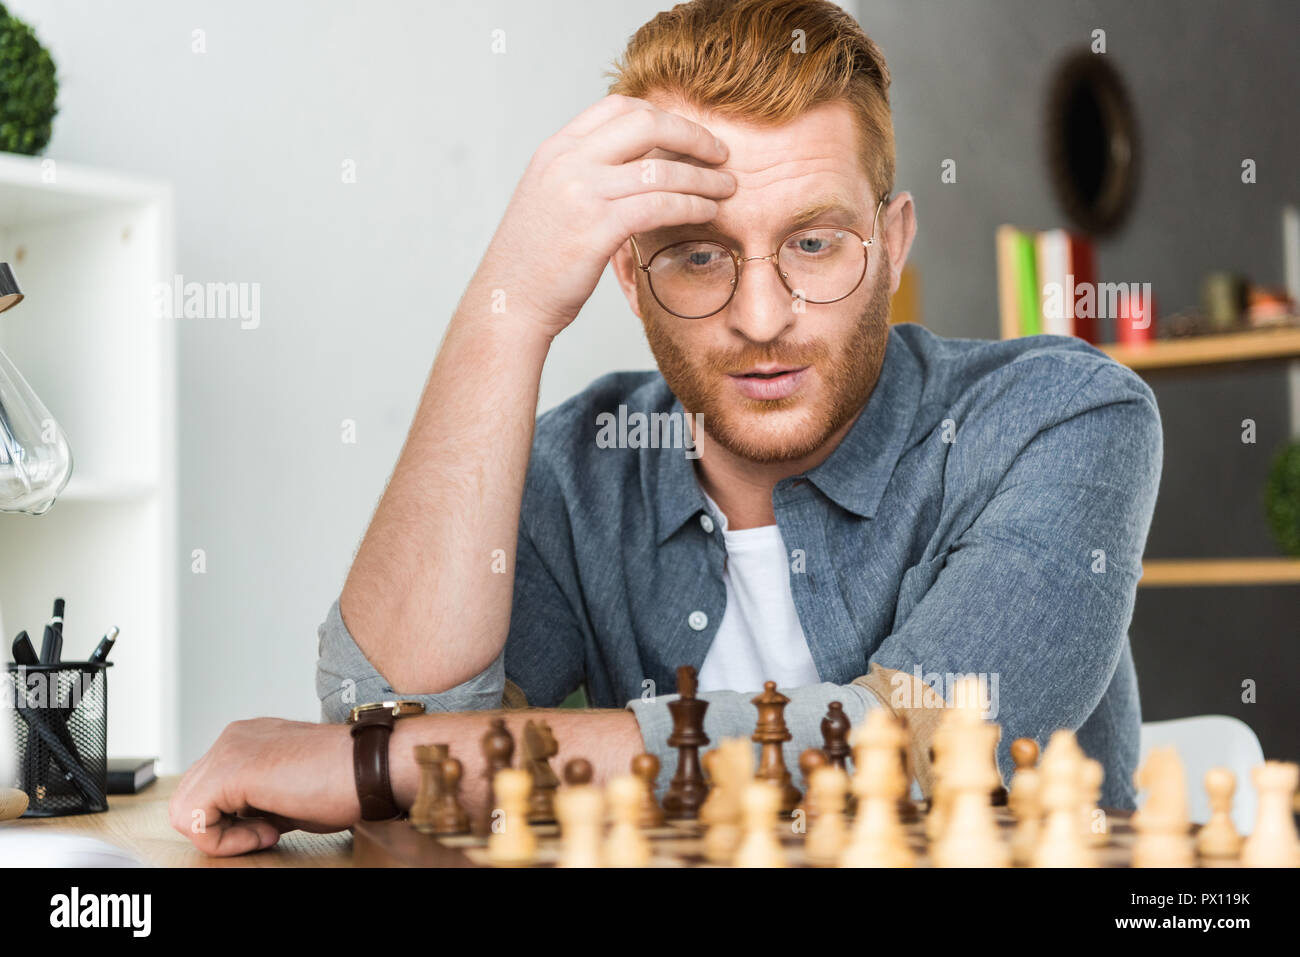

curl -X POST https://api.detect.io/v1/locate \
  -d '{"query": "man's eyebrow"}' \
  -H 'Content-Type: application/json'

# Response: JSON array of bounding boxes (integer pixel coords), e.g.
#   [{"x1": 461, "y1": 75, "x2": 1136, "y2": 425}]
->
[
  {"x1": 646, "y1": 195, "x2": 865, "y2": 243},
  {"x1": 784, "y1": 196, "x2": 863, "y2": 229}
]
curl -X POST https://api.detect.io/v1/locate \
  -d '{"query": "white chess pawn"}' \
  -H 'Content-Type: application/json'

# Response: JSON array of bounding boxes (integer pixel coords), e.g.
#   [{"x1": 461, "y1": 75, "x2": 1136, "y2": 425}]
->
[
  {"x1": 555, "y1": 779, "x2": 604, "y2": 868},
  {"x1": 933, "y1": 723, "x2": 1008, "y2": 868},
  {"x1": 1080, "y1": 757, "x2": 1109, "y2": 846},
  {"x1": 1195, "y1": 767, "x2": 1242, "y2": 860},
  {"x1": 1033, "y1": 730, "x2": 1094, "y2": 868},
  {"x1": 1132, "y1": 747, "x2": 1194, "y2": 868},
  {"x1": 486, "y1": 768, "x2": 537, "y2": 866},
  {"x1": 704, "y1": 738, "x2": 752, "y2": 864},
  {"x1": 734, "y1": 781, "x2": 786, "y2": 868},
  {"x1": 604, "y1": 775, "x2": 651, "y2": 868},
  {"x1": 1008, "y1": 737, "x2": 1041, "y2": 867},
  {"x1": 842, "y1": 708, "x2": 914, "y2": 868},
  {"x1": 1241, "y1": 761, "x2": 1300, "y2": 868},
  {"x1": 804, "y1": 765, "x2": 850, "y2": 867}
]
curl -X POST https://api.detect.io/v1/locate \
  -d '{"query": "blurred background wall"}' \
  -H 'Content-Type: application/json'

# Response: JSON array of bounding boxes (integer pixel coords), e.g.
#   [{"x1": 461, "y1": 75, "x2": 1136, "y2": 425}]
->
[{"x1": 7, "y1": 0, "x2": 1297, "y2": 768}]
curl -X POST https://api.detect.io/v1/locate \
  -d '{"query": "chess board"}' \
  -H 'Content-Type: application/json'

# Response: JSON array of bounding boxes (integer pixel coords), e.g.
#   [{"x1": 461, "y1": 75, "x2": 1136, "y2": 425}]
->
[{"x1": 350, "y1": 805, "x2": 1204, "y2": 868}]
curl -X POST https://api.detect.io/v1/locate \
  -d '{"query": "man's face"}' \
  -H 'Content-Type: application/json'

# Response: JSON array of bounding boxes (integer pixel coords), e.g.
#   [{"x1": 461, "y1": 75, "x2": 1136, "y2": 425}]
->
[{"x1": 615, "y1": 98, "x2": 901, "y2": 465}]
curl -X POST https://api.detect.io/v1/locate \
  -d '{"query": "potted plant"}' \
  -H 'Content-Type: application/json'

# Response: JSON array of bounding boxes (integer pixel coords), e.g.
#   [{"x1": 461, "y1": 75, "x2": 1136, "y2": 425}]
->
[
  {"x1": 0, "y1": 2, "x2": 58, "y2": 155},
  {"x1": 1265, "y1": 440, "x2": 1300, "y2": 558}
]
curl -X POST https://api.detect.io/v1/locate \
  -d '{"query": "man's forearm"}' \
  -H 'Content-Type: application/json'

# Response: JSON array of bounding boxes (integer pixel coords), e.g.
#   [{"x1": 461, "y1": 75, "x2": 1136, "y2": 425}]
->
[
  {"x1": 339, "y1": 265, "x2": 554, "y2": 693},
  {"x1": 387, "y1": 709, "x2": 645, "y2": 816}
]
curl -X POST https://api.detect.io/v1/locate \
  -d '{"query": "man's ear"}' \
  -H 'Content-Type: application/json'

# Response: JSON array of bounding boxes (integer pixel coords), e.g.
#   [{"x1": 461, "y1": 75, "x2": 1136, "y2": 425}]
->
[
  {"x1": 882, "y1": 191, "x2": 917, "y2": 296},
  {"x1": 610, "y1": 239, "x2": 644, "y2": 320}
]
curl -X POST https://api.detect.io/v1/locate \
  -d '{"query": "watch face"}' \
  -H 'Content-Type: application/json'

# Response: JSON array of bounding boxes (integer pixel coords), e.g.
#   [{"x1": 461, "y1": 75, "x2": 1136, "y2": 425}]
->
[{"x1": 347, "y1": 700, "x2": 426, "y2": 723}]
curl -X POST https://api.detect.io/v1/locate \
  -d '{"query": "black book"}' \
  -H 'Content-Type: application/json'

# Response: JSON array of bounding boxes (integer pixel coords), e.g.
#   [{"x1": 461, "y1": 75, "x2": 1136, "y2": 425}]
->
[{"x1": 106, "y1": 757, "x2": 157, "y2": 794}]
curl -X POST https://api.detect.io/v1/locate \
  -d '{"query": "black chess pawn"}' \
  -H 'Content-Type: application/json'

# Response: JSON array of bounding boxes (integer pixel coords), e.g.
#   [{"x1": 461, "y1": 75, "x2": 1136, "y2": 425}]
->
[{"x1": 821, "y1": 701, "x2": 852, "y2": 770}]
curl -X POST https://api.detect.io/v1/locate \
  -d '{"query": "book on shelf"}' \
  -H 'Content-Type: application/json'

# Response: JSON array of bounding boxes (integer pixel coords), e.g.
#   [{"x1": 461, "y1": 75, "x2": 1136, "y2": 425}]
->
[{"x1": 996, "y1": 224, "x2": 1100, "y2": 344}]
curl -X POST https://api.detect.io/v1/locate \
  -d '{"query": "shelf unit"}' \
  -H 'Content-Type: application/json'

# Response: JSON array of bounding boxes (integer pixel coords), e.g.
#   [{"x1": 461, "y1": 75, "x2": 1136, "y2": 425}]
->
[
  {"x1": 1100, "y1": 327, "x2": 1300, "y2": 588},
  {"x1": 1100, "y1": 324, "x2": 1300, "y2": 370},
  {"x1": 0, "y1": 153, "x2": 176, "y2": 770}
]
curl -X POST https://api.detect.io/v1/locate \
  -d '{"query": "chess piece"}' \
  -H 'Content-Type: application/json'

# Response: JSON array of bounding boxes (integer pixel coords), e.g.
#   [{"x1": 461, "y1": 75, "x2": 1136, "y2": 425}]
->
[
  {"x1": 751, "y1": 681, "x2": 801, "y2": 814},
  {"x1": 1008, "y1": 737, "x2": 1042, "y2": 866},
  {"x1": 926, "y1": 717, "x2": 956, "y2": 842},
  {"x1": 734, "y1": 781, "x2": 786, "y2": 868},
  {"x1": 1241, "y1": 760, "x2": 1300, "y2": 868},
  {"x1": 433, "y1": 756, "x2": 471, "y2": 835},
  {"x1": 932, "y1": 676, "x2": 1008, "y2": 868},
  {"x1": 604, "y1": 775, "x2": 651, "y2": 867},
  {"x1": 1032, "y1": 730, "x2": 1094, "y2": 868},
  {"x1": 698, "y1": 749, "x2": 721, "y2": 826},
  {"x1": 486, "y1": 768, "x2": 536, "y2": 866},
  {"x1": 631, "y1": 753, "x2": 665, "y2": 828},
  {"x1": 703, "y1": 738, "x2": 752, "y2": 864},
  {"x1": 409, "y1": 744, "x2": 447, "y2": 833},
  {"x1": 821, "y1": 701, "x2": 852, "y2": 770},
  {"x1": 841, "y1": 707, "x2": 914, "y2": 867},
  {"x1": 804, "y1": 765, "x2": 850, "y2": 867},
  {"x1": 663, "y1": 665, "x2": 710, "y2": 819},
  {"x1": 564, "y1": 757, "x2": 594, "y2": 786},
  {"x1": 796, "y1": 748, "x2": 829, "y2": 823},
  {"x1": 555, "y1": 762, "x2": 604, "y2": 868},
  {"x1": 894, "y1": 713, "x2": 917, "y2": 823},
  {"x1": 523, "y1": 720, "x2": 560, "y2": 824},
  {"x1": 1080, "y1": 757, "x2": 1108, "y2": 846},
  {"x1": 1196, "y1": 767, "x2": 1242, "y2": 859},
  {"x1": 1132, "y1": 747, "x2": 1194, "y2": 868},
  {"x1": 479, "y1": 718, "x2": 515, "y2": 833}
]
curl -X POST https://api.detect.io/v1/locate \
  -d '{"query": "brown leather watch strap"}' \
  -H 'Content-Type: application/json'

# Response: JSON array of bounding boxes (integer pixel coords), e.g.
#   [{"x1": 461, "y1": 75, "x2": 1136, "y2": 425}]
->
[{"x1": 351, "y1": 711, "x2": 400, "y2": 821}]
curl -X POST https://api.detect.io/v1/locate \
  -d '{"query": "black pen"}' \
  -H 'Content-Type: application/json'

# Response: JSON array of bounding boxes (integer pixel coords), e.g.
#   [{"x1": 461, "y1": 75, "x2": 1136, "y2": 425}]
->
[
  {"x1": 10, "y1": 631, "x2": 38, "y2": 666},
  {"x1": 39, "y1": 622, "x2": 61, "y2": 665},
  {"x1": 88, "y1": 626, "x2": 119, "y2": 665}
]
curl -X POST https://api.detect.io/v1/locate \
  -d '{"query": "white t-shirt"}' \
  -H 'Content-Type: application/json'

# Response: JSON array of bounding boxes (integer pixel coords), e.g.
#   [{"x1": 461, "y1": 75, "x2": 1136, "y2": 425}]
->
[{"x1": 696, "y1": 490, "x2": 822, "y2": 694}]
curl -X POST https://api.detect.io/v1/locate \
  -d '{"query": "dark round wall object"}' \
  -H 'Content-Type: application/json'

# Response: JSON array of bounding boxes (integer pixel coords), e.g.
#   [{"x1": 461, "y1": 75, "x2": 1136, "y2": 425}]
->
[{"x1": 1046, "y1": 50, "x2": 1140, "y2": 236}]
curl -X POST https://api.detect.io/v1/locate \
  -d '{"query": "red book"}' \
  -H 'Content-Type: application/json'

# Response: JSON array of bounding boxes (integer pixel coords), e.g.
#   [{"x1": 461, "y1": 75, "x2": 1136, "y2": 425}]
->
[
  {"x1": 1068, "y1": 233, "x2": 1097, "y2": 344},
  {"x1": 1118, "y1": 287, "x2": 1157, "y2": 345}
]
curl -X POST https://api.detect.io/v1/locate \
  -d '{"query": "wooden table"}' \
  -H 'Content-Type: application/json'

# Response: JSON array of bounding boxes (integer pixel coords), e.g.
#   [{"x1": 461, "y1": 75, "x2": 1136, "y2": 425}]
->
[{"x1": 2, "y1": 776, "x2": 353, "y2": 867}]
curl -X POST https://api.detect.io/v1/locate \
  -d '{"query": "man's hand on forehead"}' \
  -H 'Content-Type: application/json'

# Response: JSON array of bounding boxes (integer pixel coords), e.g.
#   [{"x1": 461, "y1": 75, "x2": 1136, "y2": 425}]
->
[{"x1": 469, "y1": 94, "x2": 737, "y2": 336}]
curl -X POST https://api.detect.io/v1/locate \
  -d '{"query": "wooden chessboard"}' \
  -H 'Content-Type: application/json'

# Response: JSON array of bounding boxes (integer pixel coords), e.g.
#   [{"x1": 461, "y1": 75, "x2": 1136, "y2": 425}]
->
[{"x1": 350, "y1": 805, "x2": 1223, "y2": 868}]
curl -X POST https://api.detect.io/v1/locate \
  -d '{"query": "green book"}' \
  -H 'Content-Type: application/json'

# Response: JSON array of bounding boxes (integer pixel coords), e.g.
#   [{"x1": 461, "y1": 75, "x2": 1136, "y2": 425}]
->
[{"x1": 1013, "y1": 230, "x2": 1042, "y2": 336}]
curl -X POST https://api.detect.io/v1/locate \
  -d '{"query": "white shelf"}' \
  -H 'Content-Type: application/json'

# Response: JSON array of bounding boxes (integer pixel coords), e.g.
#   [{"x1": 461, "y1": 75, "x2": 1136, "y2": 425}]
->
[
  {"x1": 58, "y1": 476, "x2": 160, "y2": 503},
  {"x1": 0, "y1": 153, "x2": 176, "y2": 772}
]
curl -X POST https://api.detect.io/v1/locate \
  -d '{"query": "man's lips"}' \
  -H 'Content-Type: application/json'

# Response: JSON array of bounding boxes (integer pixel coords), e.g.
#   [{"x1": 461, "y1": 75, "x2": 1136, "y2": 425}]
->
[{"x1": 727, "y1": 365, "x2": 810, "y2": 400}]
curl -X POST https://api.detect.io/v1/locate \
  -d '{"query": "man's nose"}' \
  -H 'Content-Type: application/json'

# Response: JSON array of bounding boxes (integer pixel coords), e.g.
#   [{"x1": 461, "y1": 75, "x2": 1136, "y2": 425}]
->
[{"x1": 724, "y1": 255, "x2": 797, "y2": 344}]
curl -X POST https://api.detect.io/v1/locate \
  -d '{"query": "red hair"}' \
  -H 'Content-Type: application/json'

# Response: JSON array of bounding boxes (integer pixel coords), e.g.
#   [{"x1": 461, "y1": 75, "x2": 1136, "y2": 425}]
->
[{"x1": 607, "y1": 0, "x2": 895, "y2": 199}]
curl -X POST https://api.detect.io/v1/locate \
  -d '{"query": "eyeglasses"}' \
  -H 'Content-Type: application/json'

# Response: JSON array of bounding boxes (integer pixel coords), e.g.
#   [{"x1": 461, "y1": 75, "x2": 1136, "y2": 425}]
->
[{"x1": 629, "y1": 199, "x2": 885, "y2": 320}]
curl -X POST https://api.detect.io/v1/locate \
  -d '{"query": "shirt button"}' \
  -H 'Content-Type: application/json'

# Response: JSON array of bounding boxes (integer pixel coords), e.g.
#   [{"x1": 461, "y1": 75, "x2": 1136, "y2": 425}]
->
[
  {"x1": 687, "y1": 610, "x2": 709, "y2": 631},
  {"x1": 699, "y1": 514, "x2": 715, "y2": 534}
]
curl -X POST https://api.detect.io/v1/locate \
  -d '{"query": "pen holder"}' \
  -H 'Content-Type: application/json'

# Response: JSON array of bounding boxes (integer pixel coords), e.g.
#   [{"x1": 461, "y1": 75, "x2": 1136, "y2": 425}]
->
[{"x1": 5, "y1": 662, "x2": 111, "y2": 816}]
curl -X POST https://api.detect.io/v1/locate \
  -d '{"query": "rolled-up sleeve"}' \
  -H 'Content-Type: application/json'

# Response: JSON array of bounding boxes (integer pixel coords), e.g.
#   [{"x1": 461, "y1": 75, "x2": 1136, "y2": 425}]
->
[{"x1": 315, "y1": 598, "x2": 507, "y2": 723}]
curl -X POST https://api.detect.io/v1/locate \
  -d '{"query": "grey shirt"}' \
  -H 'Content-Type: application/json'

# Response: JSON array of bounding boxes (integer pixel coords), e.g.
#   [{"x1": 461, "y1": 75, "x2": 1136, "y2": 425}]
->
[{"x1": 316, "y1": 323, "x2": 1161, "y2": 809}]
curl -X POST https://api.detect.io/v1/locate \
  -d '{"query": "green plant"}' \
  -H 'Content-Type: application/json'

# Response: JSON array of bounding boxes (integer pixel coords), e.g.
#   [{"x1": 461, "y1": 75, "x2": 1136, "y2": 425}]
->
[
  {"x1": 0, "y1": 2, "x2": 57, "y2": 155},
  {"x1": 1264, "y1": 440, "x2": 1300, "y2": 557}
]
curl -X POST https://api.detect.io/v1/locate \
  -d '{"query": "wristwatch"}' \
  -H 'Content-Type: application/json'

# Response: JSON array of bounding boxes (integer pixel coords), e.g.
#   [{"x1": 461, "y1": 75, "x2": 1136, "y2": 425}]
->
[{"x1": 346, "y1": 700, "x2": 426, "y2": 821}]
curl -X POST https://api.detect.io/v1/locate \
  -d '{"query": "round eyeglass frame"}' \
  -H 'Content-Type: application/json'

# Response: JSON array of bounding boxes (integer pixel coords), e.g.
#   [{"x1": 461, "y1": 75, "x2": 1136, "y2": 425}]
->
[{"x1": 629, "y1": 198, "x2": 886, "y2": 320}]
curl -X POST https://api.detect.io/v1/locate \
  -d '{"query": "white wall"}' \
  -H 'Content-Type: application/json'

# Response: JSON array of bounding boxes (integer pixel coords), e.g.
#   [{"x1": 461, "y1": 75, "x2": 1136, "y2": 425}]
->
[{"x1": 10, "y1": 0, "x2": 672, "y2": 767}]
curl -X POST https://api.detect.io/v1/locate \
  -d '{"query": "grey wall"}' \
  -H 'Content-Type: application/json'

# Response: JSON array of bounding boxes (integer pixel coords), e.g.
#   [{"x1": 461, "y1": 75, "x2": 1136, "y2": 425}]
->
[
  {"x1": 869, "y1": 0, "x2": 1299, "y2": 338},
  {"x1": 10, "y1": 0, "x2": 1297, "y2": 767}
]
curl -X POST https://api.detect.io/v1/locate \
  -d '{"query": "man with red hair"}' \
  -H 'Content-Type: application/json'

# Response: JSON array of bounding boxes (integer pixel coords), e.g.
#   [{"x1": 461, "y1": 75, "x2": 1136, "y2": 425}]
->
[{"x1": 173, "y1": 0, "x2": 1159, "y2": 855}]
